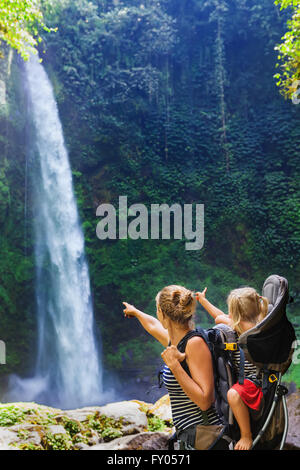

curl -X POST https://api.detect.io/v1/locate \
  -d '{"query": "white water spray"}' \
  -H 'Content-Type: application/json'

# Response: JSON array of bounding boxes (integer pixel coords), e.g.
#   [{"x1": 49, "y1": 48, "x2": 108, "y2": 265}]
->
[{"x1": 8, "y1": 54, "x2": 105, "y2": 409}]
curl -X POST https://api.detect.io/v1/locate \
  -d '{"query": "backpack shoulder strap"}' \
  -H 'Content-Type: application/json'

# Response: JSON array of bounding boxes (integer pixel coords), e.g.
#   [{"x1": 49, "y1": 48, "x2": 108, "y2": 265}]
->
[
  {"x1": 176, "y1": 328, "x2": 210, "y2": 353},
  {"x1": 214, "y1": 324, "x2": 245, "y2": 384}
]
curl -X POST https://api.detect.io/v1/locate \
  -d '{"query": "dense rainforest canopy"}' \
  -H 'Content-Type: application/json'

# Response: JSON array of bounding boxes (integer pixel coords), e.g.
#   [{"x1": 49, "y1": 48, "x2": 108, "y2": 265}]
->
[{"x1": 0, "y1": 0, "x2": 299, "y2": 397}]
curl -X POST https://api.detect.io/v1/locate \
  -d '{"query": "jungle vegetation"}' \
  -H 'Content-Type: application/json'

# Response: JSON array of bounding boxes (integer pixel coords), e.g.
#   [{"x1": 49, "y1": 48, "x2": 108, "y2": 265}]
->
[{"x1": 0, "y1": 0, "x2": 299, "y2": 393}]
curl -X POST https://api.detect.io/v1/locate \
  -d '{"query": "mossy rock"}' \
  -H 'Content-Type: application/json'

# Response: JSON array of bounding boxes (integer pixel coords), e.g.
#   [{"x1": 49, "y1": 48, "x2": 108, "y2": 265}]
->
[{"x1": 0, "y1": 400, "x2": 173, "y2": 450}]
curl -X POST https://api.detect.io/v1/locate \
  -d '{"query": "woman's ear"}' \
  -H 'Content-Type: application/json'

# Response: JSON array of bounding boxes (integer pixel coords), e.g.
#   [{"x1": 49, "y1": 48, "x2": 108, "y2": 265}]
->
[{"x1": 157, "y1": 305, "x2": 167, "y2": 328}]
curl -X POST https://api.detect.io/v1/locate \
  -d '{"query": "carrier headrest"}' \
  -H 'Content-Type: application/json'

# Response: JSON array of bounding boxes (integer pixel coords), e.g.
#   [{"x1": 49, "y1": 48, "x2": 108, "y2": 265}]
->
[
  {"x1": 262, "y1": 275, "x2": 282, "y2": 310},
  {"x1": 238, "y1": 275, "x2": 293, "y2": 372}
]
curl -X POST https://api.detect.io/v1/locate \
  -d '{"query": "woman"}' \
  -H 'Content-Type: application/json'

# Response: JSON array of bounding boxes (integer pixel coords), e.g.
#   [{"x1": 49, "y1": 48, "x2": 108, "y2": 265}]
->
[{"x1": 123, "y1": 284, "x2": 226, "y2": 450}]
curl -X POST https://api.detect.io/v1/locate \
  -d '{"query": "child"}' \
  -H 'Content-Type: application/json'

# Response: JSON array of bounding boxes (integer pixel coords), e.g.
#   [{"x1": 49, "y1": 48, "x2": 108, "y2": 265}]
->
[{"x1": 196, "y1": 286, "x2": 268, "y2": 450}]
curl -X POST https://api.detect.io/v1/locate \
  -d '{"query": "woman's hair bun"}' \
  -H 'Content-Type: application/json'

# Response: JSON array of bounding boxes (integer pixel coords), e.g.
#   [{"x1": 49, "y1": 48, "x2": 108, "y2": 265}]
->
[
  {"x1": 156, "y1": 285, "x2": 196, "y2": 325},
  {"x1": 181, "y1": 291, "x2": 194, "y2": 307},
  {"x1": 172, "y1": 290, "x2": 181, "y2": 306}
]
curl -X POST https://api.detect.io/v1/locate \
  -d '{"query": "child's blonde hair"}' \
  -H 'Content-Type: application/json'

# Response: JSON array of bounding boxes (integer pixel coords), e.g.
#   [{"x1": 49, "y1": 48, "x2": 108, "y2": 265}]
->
[
  {"x1": 156, "y1": 285, "x2": 196, "y2": 327},
  {"x1": 227, "y1": 287, "x2": 268, "y2": 335}
]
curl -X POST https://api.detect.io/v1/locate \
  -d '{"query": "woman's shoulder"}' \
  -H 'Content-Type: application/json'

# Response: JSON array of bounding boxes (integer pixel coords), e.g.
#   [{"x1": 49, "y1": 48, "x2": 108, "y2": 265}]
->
[{"x1": 185, "y1": 334, "x2": 209, "y2": 355}]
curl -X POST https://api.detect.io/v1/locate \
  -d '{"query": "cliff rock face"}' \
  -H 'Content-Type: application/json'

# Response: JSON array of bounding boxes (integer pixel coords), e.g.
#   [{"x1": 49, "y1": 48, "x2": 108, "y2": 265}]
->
[{"x1": 0, "y1": 393, "x2": 298, "y2": 450}]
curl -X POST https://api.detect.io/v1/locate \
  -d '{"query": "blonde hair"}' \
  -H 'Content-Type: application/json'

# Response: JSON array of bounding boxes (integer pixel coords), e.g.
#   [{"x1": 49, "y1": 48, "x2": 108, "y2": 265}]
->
[
  {"x1": 227, "y1": 287, "x2": 268, "y2": 335},
  {"x1": 156, "y1": 285, "x2": 196, "y2": 327}
]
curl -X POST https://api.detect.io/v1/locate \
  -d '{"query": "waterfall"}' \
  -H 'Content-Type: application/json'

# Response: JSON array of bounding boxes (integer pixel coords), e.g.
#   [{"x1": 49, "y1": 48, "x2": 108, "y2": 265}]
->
[{"x1": 7, "y1": 54, "x2": 105, "y2": 409}]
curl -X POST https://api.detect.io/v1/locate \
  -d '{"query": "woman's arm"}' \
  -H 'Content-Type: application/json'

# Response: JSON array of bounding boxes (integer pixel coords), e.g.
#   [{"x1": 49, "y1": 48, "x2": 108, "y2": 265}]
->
[
  {"x1": 123, "y1": 302, "x2": 169, "y2": 347},
  {"x1": 161, "y1": 337, "x2": 215, "y2": 410},
  {"x1": 196, "y1": 288, "x2": 228, "y2": 322}
]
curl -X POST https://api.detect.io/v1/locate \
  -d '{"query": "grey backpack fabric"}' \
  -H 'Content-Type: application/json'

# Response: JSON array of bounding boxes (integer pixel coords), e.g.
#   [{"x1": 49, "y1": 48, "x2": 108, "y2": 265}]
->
[{"x1": 212, "y1": 323, "x2": 237, "y2": 426}]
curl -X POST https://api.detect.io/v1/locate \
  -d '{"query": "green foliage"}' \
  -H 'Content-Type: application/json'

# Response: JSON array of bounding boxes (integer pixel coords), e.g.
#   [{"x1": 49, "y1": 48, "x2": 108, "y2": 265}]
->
[
  {"x1": 61, "y1": 417, "x2": 82, "y2": 437},
  {"x1": 16, "y1": 442, "x2": 43, "y2": 450},
  {"x1": 0, "y1": 0, "x2": 56, "y2": 60},
  {"x1": 0, "y1": 405, "x2": 27, "y2": 426},
  {"x1": 0, "y1": 0, "x2": 299, "y2": 391},
  {"x1": 44, "y1": 431, "x2": 73, "y2": 450},
  {"x1": 284, "y1": 361, "x2": 300, "y2": 384},
  {"x1": 86, "y1": 412, "x2": 124, "y2": 441},
  {"x1": 147, "y1": 414, "x2": 166, "y2": 432},
  {"x1": 39, "y1": 0, "x2": 300, "y2": 387},
  {"x1": 274, "y1": 0, "x2": 300, "y2": 99}
]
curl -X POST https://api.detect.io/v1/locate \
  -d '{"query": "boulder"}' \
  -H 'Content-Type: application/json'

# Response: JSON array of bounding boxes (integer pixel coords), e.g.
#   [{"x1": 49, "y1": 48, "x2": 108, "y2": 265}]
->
[
  {"x1": 0, "y1": 391, "x2": 298, "y2": 451},
  {"x1": 285, "y1": 391, "x2": 300, "y2": 450},
  {"x1": 0, "y1": 424, "x2": 45, "y2": 450},
  {"x1": 148, "y1": 395, "x2": 172, "y2": 423},
  {"x1": 0, "y1": 428, "x2": 19, "y2": 449},
  {"x1": 97, "y1": 401, "x2": 148, "y2": 434},
  {"x1": 65, "y1": 401, "x2": 148, "y2": 435},
  {"x1": 63, "y1": 407, "x2": 104, "y2": 423},
  {"x1": 87, "y1": 432, "x2": 169, "y2": 450},
  {"x1": 47, "y1": 424, "x2": 67, "y2": 435}
]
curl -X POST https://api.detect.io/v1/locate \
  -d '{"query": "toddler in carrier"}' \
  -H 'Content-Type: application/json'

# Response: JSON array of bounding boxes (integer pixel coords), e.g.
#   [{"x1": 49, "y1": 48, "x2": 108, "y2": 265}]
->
[{"x1": 196, "y1": 286, "x2": 268, "y2": 450}]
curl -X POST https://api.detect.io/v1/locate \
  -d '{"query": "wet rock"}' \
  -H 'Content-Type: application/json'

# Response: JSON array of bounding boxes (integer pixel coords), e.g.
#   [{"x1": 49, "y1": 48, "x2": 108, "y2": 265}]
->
[
  {"x1": 63, "y1": 407, "x2": 104, "y2": 423},
  {"x1": 65, "y1": 401, "x2": 148, "y2": 435},
  {"x1": 148, "y1": 395, "x2": 172, "y2": 423},
  {"x1": 285, "y1": 391, "x2": 300, "y2": 450},
  {"x1": 0, "y1": 392, "x2": 297, "y2": 451},
  {"x1": 98, "y1": 401, "x2": 148, "y2": 434},
  {"x1": 47, "y1": 424, "x2": 67, "y2": 435},
  {"x1": 73, "y1": 441, "x2": 90, "y2": 450},
  {"x1": 87, "y1": 432, "x2": 169, "y2": 450},
  {"x1": 87, "y1": 429, "x2": 100, "y2": 446},
  {"x1": 0, "y1": 428, "x2": 19, "y2": 449}
]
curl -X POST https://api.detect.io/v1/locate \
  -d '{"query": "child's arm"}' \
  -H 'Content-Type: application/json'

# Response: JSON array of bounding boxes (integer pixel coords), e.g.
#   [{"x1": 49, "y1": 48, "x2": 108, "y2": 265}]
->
[
  {"x1": 122, "y1": 302, "x2": 169, "y2": 347},
  {"x1": 196, "y1": 288, "x2": 231, "y2": 326}
]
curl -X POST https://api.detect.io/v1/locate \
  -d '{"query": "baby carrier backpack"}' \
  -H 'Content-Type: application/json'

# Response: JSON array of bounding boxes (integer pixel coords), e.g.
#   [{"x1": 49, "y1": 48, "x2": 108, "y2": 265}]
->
[
  {"x1": 168, "y1": 274, "x2": 296, "y2": 450},
  {"x1": 237, "y1": 274, "x2": 296, "y2": 449}
]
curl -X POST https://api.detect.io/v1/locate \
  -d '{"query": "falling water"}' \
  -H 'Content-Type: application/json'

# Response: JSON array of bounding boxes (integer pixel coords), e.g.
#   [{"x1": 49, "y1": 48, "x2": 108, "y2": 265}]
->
[{"x1": 8, "y1": 54, "x2": 104, "y2": 409}]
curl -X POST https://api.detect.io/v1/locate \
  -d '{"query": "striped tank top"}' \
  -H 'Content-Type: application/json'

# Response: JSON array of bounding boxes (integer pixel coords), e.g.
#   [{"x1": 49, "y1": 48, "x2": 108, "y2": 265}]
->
[{"x1": 162, "y1": 338, "x2": 221, "y2": 431}]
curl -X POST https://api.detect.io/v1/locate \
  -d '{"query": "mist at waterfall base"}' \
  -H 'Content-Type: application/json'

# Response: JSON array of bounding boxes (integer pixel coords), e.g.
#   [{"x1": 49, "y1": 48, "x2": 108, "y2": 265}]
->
[{"x1": 5, "y1": 54, "x2": 116, "y2": 410}]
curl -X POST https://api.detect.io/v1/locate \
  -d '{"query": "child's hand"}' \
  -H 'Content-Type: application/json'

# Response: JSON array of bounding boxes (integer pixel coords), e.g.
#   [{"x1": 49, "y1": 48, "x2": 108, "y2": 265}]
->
[
  {"x1": 122, "y1": 302, "x2": 139, "y2": 318},
  {"x1": 195, "y1": 287, "x2": 207, "y2": 304},
  {"x1": 161, "y1": 345, "x2": 186, "y2": 370}
]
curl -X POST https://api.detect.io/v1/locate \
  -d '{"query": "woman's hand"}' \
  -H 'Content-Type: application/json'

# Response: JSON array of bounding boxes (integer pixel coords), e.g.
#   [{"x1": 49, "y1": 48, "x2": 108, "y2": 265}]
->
[
  {"x1": 195, "y1": 287, "x2": 207, "y2": 304},
  {"x1": 122, "y1": 303, "x2": 169, "y2": 347},
  {"x1": 122, "y1": 302, "x2": 139, "y2": 318},
  {"x1": 161, "y1": 345, "x2": 186, "y2": 370}
]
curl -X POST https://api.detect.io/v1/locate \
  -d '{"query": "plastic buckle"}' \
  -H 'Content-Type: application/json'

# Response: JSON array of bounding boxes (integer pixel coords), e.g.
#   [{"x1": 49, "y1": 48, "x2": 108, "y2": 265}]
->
[
  {"x1": 269, "y1": 374, "x2": 278, "y2": 383},
  {"x1": 224, "y1": 343, "x2": 238, "y2": 351}
]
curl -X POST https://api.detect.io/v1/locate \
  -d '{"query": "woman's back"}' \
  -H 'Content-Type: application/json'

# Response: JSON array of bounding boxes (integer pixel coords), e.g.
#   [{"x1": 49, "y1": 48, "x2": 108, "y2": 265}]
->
[{"x1": 163, "y1": 331, "x2": 221, "y2": 431}]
